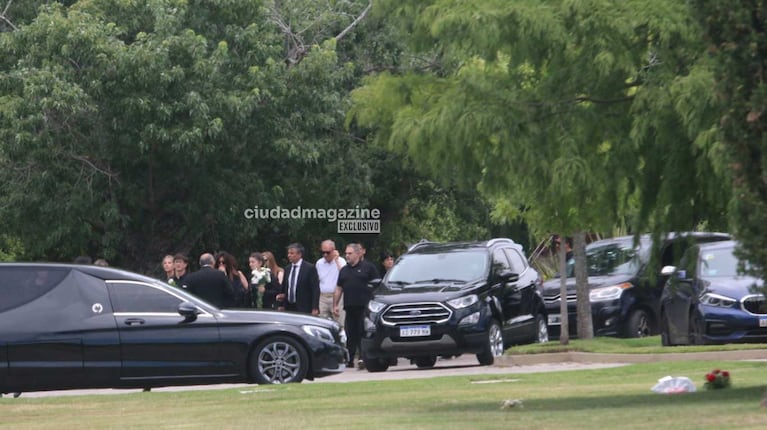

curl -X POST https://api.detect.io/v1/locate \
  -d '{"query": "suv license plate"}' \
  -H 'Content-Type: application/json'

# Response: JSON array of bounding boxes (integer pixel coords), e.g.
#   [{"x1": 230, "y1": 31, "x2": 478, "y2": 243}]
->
[
  {"x1": 400, "y1": 325, "x2": 431, "y2": 337},
  {"x1": 760, "y1": 318, "x2": 767, "y2": 328},
  {"x1": 548, "y1": 314, "x2": 561, "y2": 326}
]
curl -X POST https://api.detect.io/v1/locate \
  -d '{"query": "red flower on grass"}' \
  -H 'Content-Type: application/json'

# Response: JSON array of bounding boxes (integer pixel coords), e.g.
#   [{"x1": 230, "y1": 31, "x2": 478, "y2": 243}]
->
[{"x1": 704, "y1": 369, "x2": 731, "y2": 390}]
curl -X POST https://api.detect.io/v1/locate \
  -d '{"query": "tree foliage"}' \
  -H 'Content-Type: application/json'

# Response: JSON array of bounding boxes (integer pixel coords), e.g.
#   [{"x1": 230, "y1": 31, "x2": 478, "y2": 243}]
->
[
  {"x1": 353, "y1": 0, "x2": 729, "y2": 236},
  {"x1": 691, "y1": 1, "x2": 767, "y2": 283},
  {"x1": 350, "y1": 0, "x2": 733, "y2": 339},
  {"x1": 0, "y1": 0, "x2": 504, "y2": 273}
]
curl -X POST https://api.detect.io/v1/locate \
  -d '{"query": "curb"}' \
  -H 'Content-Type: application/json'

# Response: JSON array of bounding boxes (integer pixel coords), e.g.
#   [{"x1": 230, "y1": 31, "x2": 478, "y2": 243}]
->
[{"x1": 495, "y1": 349, "x2": 767, "y2": 367}]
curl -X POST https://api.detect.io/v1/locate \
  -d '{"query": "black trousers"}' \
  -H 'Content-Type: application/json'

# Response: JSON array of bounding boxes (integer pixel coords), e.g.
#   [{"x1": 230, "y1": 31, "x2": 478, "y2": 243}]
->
[{"x1": 344, "y1": 306, "x2": 365, "y2": 362}]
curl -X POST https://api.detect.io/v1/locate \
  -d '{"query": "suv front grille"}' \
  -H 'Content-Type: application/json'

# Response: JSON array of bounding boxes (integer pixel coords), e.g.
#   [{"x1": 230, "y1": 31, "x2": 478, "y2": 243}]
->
[
  {"x1": 742, "y1": 294, "x2": 767, "y2": 315},
  {"x1": 381, "y1": 302, "x2": 452, "y2": 326}
]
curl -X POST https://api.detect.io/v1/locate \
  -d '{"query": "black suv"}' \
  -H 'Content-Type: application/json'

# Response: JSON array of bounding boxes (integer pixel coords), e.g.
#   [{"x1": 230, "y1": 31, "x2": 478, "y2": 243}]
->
[
  {"x1": 360, "y1": 239, "x2": 547, "y2": 372},
  {"x1": 542, "y1": 232, "x2": 731, "y2": 339}
]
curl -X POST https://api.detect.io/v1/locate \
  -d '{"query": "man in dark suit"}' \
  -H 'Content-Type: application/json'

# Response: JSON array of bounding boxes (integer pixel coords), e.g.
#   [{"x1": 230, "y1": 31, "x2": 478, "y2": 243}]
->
[
  {"x1": 277, "y1": 243, "x2": 320, "y2": 315},
  {"x1": 183, "y1": 253, "x2": 236, "y2": 308}
]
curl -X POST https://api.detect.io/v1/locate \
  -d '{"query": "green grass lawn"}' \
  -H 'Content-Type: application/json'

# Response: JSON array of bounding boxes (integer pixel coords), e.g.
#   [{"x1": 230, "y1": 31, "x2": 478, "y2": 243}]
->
[
  {"x1": 509, "y1": 335, "x2": 767, "y2": 354},
  {"x1": 3, "y1": 359, "x2": 767, "y2": 429}
]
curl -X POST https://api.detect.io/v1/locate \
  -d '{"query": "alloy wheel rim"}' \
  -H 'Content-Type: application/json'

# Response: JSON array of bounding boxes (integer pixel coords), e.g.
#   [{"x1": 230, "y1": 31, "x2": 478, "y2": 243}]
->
[
  {"x1": 489, "y1": 324, "x2": 503, "y2": 357},
  {"x1": 258, "y1": 341, "x2": 300, "y2": 383},
  {"x1": 538, "y1": 319, "x2": 549, "y2": 343}
]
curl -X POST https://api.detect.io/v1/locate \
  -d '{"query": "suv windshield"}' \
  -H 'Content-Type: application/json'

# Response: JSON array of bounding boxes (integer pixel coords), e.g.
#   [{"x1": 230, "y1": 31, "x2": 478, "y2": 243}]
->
[{"x1": 386, "y1": 250, "x2": 488, "y2": 285}]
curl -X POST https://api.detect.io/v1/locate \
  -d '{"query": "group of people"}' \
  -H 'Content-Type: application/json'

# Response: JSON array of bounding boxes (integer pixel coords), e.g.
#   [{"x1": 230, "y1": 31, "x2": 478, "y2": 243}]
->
[
  {"x1": 161, "y1": 241, "x2": 396, "y2": 369},
  {"x1": 161, "y1": 250, "x2": 284, "y2": 309}
]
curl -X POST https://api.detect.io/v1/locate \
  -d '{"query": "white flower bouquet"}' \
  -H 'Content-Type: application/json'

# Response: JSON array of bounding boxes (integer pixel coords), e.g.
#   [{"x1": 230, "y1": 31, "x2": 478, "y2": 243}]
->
[
  {"x1": 251, "y1": 267, "x2": 272, "y2": 285},
  {"x1": 251, "y1": 267, "x2": 271, "y2": 308}
]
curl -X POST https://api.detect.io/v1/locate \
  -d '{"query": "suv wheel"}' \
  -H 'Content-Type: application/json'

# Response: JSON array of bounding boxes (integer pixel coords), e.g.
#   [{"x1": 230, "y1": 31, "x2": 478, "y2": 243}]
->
[
  {"x1": 625, "y1": 309, "x2": 651, "y2": 338},
  {"x1": 535, "y1": 313, "x2": 549, "y2": 343},
  {"x1": 414, "y1": 356, "x2": 437, "y2": 368},
  {"x1": 363, "y1": 357, "x2": 390, "y2": 373},
  {"x1": 476, "y1": 321, "x2": 503, "y2": 366}
]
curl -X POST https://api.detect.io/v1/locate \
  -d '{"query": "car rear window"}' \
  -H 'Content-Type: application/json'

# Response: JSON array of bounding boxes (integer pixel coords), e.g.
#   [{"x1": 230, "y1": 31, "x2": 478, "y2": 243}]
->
[{"x1": 0, "y1": 267, "x2": 70, "y2": 312}]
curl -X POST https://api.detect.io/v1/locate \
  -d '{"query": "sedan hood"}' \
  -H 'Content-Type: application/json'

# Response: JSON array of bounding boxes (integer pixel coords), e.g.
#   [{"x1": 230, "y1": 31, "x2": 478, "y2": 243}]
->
[
  {"x1": 705, "y1": 276, "x2": 764, "y2": 298},
  {"x1": 542, "y1": 274, "x2": 633, "y2": 295},
  {"x1": 220, "y1": 309, "x2": 339, "y2": 329}
]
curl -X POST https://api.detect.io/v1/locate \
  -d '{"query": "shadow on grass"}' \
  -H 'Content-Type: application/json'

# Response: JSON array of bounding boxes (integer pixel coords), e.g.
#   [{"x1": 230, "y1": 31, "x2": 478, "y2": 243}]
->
[{"x1": 426, "y1": 386, "x2": 767, "y2": 413}]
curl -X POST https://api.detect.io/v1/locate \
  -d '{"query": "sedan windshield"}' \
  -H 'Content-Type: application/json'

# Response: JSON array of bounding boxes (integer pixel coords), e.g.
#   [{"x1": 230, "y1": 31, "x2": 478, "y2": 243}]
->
[
  {"x1": 699, "y1": 248, "x2": 741, "y2": 277},
  {"x1": 386, "y1": 251, "x2": 488, "y2": 285}
]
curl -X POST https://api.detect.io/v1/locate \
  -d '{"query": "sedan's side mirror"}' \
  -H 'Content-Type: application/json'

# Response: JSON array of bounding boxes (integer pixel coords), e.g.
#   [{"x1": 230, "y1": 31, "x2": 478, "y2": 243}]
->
[
  {"x1": 178, "y1": 301, "x2": 202, "y2": 322},
  {"x1": 499, "y1": 270, "x2": 519, "y2": 283}
]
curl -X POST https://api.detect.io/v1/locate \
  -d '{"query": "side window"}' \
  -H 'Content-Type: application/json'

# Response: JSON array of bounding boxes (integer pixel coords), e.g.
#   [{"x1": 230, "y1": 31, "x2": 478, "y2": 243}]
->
[
  {"x1": 108, "y1": 282, "x2": 183, "y2": 313},
  {"x1": 0, "y1": 267, "x2": 69, "y2": 312},
  {"x1": 504, "y1": 248, "x2": 527, "y2": 273},
  {"x1": 491, "y1": 249, "x2": 512, "y2": 280}
]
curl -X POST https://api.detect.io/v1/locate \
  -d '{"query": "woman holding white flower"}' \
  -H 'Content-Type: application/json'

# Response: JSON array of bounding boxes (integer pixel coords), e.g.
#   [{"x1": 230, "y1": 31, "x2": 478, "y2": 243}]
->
[{"x1": 248, "y1": 252, "x2": 270, "y2": 308}]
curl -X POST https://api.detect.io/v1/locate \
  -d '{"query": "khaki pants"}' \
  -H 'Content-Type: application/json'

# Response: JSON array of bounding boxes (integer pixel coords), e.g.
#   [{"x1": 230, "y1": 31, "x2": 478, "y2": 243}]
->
[{"x1": 319, "y1": 293, "x2": 344, "y2": 329}]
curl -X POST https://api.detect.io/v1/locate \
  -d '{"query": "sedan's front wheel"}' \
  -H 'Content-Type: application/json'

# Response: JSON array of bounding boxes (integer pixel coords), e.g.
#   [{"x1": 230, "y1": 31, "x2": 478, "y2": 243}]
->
[{"x1": 250, "y1": 336, "x2": 309, "y2": 384}]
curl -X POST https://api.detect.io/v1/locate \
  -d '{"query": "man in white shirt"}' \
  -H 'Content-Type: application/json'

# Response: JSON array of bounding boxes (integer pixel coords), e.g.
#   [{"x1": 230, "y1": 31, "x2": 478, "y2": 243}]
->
[{"x1": 316, "y1": 239, "x2": 346, "y2": 328}]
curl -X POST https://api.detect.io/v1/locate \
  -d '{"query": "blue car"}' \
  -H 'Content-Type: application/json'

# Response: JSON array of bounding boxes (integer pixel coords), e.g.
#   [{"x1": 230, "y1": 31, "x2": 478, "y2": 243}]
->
[{"x1": 659, "y1": 240, "x2": 767, "y2": 345}]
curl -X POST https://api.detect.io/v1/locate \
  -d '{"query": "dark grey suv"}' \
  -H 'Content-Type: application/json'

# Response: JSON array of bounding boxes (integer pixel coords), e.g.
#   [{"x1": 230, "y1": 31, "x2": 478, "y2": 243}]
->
[{"x1": 360, "y1": 239, "x2": 547, "y2": 372}]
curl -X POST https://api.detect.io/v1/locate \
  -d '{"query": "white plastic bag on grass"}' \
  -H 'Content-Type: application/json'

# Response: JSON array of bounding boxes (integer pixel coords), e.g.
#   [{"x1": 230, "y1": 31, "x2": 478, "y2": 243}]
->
[{"x1": 651, "y1": 376, "x2": 696, "y2": 394}]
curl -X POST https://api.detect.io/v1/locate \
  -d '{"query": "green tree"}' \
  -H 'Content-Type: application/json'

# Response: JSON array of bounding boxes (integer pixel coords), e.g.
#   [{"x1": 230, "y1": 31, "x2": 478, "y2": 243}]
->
[
  {"x1": 0, "y1": 0, "x2": 364, "y2": 270},
  {"x1": 690, "y1": 1, "x2": 767, "y2": 283},
  {"x1": 351, "y1": 0, "x2": 731, "y2": 341},
  {"x1": 0, "y1": 0, "x2": 503, "y2": 273}
]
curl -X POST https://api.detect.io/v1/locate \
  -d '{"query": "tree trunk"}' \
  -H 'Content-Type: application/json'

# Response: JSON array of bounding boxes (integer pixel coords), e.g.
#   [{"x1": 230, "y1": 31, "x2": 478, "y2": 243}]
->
[
  {"x1": 574, "y1": 231, "x2": 593, "y2": 339},
  {"x1": 558, "y1": 238, "x2": 570, "y2": 345}
]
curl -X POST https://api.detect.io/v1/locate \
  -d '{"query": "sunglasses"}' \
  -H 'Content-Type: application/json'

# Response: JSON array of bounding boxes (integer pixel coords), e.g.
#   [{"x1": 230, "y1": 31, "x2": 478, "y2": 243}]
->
[{"x1": 321, "y1": 251, "x2": 332, "y2": 255}]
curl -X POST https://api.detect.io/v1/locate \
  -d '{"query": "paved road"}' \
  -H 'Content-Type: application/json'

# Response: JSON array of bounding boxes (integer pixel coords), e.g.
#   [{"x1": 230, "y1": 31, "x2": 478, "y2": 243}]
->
[{"x1": 10, "y1": 355, "x2": 624, "y2": 399}]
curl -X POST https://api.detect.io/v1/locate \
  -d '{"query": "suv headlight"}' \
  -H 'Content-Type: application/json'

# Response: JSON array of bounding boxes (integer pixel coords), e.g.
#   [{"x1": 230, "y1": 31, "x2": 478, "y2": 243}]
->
[
  {"x1": 302, "y1": 325, "x2": 335, "y2": 343},
  {"x1": 699, "y1": 292, "x2": 737, "y2": 308},
  {"x1": 368, "y1": 300, "x2": 386, "y2": 313},
  {"x1": 447, "y1": 294, "x2": 479, "y2": 309},
  {"x1": 589, "y1": 283, "x2": 632, "y2": 302}
]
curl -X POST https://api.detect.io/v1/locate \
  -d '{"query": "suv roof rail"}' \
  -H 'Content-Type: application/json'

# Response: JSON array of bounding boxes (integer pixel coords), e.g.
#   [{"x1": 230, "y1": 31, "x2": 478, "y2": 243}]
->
[
  {"x1": 486, "y1": 238, "x2": 516, "y2": 247},
  {"x1": 407, "y1": 239, "x2": 434, "y2": 252}
]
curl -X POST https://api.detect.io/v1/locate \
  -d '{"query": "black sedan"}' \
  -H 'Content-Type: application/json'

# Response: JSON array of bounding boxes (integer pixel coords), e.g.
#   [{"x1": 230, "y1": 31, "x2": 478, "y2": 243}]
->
[
  {"x1": 0, "y1": 263, "x2": 347, "y2": 395},
  {"x1": 659, "y1": 240, "x2": 767, "y2": 345}
]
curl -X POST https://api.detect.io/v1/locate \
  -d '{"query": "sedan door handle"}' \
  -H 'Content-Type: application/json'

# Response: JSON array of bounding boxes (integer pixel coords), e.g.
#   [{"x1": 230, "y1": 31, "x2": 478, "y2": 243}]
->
[{"x1": 124, "y1": 318, "x2": 146, "y2": 326}]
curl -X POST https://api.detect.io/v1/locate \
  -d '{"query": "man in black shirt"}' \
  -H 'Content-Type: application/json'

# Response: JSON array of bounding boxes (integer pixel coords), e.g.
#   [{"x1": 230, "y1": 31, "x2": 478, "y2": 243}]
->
[{"x1": 334, "y1": 243, "x2": 379, "y2": 369}]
